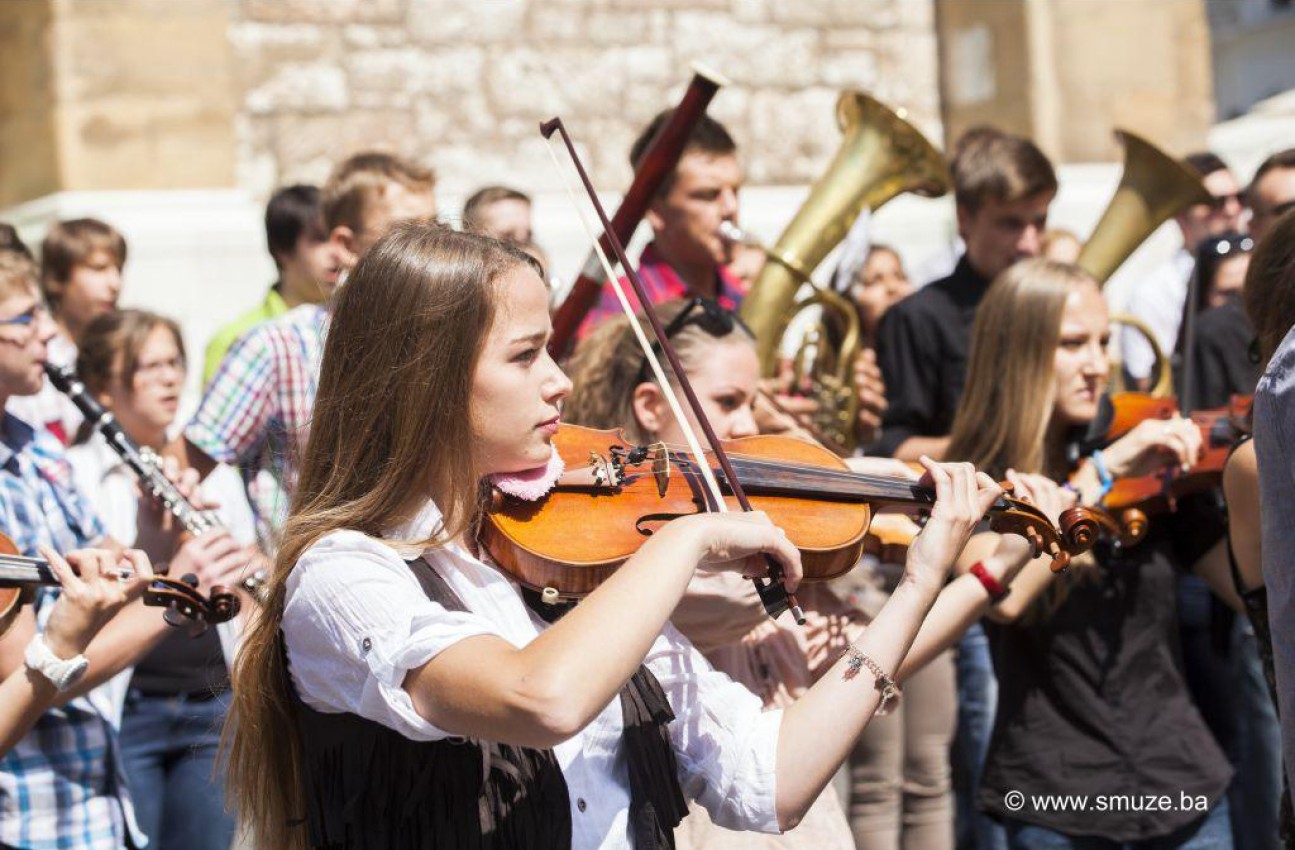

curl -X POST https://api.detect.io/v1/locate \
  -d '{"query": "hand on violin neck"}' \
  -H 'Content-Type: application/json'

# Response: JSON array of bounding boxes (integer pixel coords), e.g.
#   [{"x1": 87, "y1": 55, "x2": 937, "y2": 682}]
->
[
  {"x1": 903, "y1": 458, "x2": 1003, "y2": 592},
  {"x1": 36, "y1": 545, "x2": 151, "y2": 659},
  {"x1": 677, "y1": 512, "x2": 803, "y2": 592}
]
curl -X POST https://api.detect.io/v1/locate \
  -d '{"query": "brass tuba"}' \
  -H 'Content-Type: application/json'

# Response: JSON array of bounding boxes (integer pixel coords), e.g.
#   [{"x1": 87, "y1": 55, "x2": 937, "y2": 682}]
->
[
  {"x1": 739, "y1": 91, "x2": 950, "y2": 452},
  {"x1": 1078, "y1": 130, "x2": 1212, "y2": 397},
  {"x1": 1078, "y1": 130, "x2": 1212, "y2": 285}
]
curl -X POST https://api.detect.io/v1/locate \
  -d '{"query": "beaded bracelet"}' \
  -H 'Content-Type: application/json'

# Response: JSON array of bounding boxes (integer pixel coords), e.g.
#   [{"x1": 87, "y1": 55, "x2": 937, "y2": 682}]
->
[{"x1": 843, "y1": 645, "x2": 901, "y2": 715}]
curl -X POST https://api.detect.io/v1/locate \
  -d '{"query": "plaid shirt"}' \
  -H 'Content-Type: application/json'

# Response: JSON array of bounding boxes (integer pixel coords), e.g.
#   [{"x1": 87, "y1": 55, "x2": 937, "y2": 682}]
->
[
  {"x1": 0, "y1": 413, "x2": 143, "y2": 850},
  {"x1": 185, "y1": 303, "x2": 328, "y2": 553},
  {"x1": 575, "y1": 242, "x2": 748, "y2": 340}
]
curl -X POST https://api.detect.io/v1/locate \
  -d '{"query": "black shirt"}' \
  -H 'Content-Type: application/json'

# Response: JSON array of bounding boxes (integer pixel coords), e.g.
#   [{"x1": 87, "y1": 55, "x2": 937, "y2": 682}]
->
[
  {"x1": 130, "y1": 626, "x2": 228, "y2": 695},
  {"x1": 873, "y1": 256, "x2": 991, "y2": 457},
  {"x1": 1182, "y1": 298, "x2": 1261, "y2": 410},
  {"x1": 979, "y1": 520, "x2": 1232, "y2": 840}
]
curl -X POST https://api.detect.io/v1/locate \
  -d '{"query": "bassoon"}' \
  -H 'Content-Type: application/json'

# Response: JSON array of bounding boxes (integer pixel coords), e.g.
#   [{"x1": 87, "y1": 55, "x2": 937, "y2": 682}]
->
[{"x1": 547, "y1": 64, "x2": 729, "y2": 360}]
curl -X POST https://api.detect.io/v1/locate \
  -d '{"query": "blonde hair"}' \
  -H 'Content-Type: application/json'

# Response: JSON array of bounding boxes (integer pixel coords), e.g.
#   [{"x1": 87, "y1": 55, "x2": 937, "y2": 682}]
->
[
  {"x1": 0, "y1": 251, "x2": 39, "y2": 302},
  {"x1": 224, "y1": 222, "x2": 536, "y2": 850},
  {"x1": 564, "y1": 300, "x2": 754, "y2": 443},
  {"x1": 321, "y1": 151, "x2": 436, "y2": 233},
  {"x1": 946, "y1": 258, "x2": 1102, "y2": 617}
]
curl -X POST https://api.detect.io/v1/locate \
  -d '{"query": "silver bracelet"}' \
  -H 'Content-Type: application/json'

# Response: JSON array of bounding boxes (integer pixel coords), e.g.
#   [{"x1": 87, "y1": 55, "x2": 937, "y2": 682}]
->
[{"x1": 843, "y1": 645, "x2": 901, "y2": 716}]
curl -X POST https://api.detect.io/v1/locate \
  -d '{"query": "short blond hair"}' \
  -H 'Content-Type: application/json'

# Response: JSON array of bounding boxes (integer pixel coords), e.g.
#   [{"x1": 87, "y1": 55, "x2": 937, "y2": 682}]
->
[
  {"x1": 321, "y1": 152, "x2": 436, "y2": 233},
  {"x1": 0, "y1": 251, "x2": 40, "y2": 302}
]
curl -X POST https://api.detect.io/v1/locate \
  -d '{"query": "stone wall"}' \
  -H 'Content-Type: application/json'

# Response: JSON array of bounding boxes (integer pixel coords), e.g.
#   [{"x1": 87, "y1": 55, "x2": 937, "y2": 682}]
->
[{"x1": 228, "y1": 0, "x2": 943, "y2": 202}]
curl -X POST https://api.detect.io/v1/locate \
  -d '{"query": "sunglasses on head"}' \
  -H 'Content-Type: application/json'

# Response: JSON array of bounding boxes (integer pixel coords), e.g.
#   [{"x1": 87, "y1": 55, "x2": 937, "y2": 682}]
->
[{"x1": 634, "y1": 297, "x2": 751, "y2": 385}]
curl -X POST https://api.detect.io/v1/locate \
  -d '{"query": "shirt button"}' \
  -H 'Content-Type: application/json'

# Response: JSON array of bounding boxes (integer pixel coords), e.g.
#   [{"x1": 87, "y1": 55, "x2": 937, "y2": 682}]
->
[
  {"x1": 360, "y1": 637, "x2": 372, "y2": 653},
  {"x1": 577, "y1": 798, "x2": 587, "y2": 813}
]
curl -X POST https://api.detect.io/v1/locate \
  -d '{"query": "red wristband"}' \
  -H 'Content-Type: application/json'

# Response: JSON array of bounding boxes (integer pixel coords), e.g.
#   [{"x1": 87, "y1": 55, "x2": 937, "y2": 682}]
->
[{"x1": 969, "y1": 561, "x2": 1010, "y2": 604}]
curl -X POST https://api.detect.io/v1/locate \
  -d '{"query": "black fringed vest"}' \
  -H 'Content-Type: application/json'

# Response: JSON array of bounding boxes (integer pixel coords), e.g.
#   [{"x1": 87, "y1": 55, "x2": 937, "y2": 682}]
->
[{"x1": 286, "y1": 556, "x2": 688, "y2": 849}]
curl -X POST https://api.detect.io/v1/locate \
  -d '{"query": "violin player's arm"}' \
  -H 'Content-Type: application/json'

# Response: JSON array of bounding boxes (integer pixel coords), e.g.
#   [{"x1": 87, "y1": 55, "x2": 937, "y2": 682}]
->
[
  {"x1": 0, "y1": 609, "x2": 59, "y2": 757},
  {"x1": 51, "y1": 599, "x2": 171, "y2": 705},
  {"x1": 1189, "y1": 537, "x2": 1245, "y2": 614},
  {"x1": 404, "y1": 517, "x2": 791, "y2": 749}
]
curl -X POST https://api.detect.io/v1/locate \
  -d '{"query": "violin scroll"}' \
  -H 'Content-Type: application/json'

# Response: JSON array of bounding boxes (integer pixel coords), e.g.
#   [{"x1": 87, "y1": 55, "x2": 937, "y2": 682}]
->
[{"x1": 143, "y1": 575, "x2": 241, "y2": 634}]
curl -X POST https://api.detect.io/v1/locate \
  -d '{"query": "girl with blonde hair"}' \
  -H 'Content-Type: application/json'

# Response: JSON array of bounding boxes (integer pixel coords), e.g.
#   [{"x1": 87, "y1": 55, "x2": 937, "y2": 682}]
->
[
  {"x1": 944, "y1": 258, "x2": 1236, "y2": 849},
  {"x1": 223, "y1": 222, "x2": 1004, "y2": 850}
]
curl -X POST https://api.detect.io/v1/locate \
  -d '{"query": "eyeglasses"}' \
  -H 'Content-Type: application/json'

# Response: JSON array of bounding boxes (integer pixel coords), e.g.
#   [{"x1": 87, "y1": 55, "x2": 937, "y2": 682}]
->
[
  {"x1": 0, "y1": 303, "x2": 49, "y2": 332},
  {"x1": 133, "y1": 356, "x2": 186, "y2": 382},
  {"x1": 634, "y1": 298, "x2": 751, "y2": 385}
]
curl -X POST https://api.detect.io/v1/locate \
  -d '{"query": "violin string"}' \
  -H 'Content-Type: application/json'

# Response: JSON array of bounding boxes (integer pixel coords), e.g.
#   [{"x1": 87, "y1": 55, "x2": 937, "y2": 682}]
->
[{"x1": 542, "y1": 137, "x2": 730, "y2": 514}]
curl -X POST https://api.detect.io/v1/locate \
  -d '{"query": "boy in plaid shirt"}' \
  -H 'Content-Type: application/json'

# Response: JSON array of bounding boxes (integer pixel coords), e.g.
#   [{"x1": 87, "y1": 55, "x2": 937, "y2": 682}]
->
[{"x1": 181, "y1": 152, "x2": 438, "y2": 552}]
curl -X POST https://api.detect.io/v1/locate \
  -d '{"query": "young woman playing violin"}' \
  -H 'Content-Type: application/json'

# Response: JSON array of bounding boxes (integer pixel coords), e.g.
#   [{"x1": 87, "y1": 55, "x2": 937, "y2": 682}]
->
[
  {"x1": 563, "y1": 296, "x2": 1071, "y2": 850},
  {"x1": 224, "y1": 223, "x2": 1008, "y2": 850},
  {"x1": 943, "y1": 259, "x2": 1233, "y2": 849}
]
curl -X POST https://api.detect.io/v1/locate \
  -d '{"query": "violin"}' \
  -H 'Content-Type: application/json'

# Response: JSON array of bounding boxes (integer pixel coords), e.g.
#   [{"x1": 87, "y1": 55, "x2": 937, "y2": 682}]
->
[
  {"x1": 482, "y1": 424, "x2": 1101, "y2": 599},
  {"x1": 0, "y1": 531, "x2": 240, "y2": 638},
  {"x1": 1089, "y1": 392, "x2": 1252, "y2": 514}
]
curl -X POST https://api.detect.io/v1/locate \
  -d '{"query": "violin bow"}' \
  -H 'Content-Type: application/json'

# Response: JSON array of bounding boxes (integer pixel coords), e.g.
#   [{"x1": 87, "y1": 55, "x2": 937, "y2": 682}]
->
[{"x1": 541, "y1": 117, "x2": 805, "y2": 624}]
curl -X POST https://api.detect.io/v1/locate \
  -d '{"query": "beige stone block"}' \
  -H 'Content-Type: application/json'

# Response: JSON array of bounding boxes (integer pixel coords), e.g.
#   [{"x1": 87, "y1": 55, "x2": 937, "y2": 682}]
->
[
  {"x1": 747, "y1": 87, "x2": 841, "y2": 183},
  {"x1": 608, "y1": 0, "x2": 728, "y2": 9},
  {"x1": 732, "y1": 0, "x2": 772, "y2": 24},
  {"x1": 768, "y1": 0, "x2": 900, "y2": 28},
  {"x1": 59, "y1": 96, "x2": 234, "y2": 190},
  {"x1": 820, "y1": 49, "x2": 880, "y2": 89},
  {"x1": 242, "y1": 0, "x2": 406, "y2": 25},
  {"x1": 245, "y1": 62, "x2": 349, "y2": 114},
  {"x1": 343, "y1": 24, "x2": 411, "y2": 48},
  {"x1": 671, "y1": 12, "x2": 821, "y2": 87},
  {"x1": 485, "y1": 47, "x2": 628, "y2": 118},
  {"x1": 269, "y1": 110, "x2": 421, "y2": 179},
  {"x1": 407, "y1": 0, "x2": 528, "y2": 44},
  {"x1": 585, "y1": 9, "x2": 659, "y2": 45},
  {"x1": 823, "y1": 28, "x2": 878, "y2": 50},
  {"x1": 526, "y1": 5, "x2": 585, "y2": 42}
]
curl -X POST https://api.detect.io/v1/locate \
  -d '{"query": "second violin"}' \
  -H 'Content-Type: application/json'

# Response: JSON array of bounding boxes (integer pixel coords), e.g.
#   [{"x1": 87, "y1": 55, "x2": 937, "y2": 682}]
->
[{"x1": 484, "y1": 424, "x2": 1100, "y2": 598}]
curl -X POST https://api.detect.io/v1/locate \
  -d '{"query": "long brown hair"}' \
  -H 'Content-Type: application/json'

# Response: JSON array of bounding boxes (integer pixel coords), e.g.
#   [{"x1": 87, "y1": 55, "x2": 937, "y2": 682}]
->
[
  {"x1": 563, "y1": 299, "x2": 754, "y2": 443},
  {"x1": 1244, "y1": 207, "x2": 1295, "y2": 363},
  {"x1": 224, "y1": 222, "x2": 537, "y2": 850},
  {"x1": 946, "y1": 259, "x2": 1102, "y2": 617},
  {"x1": 946, "y1": 259, "x2": 1096, "y2": 480}
]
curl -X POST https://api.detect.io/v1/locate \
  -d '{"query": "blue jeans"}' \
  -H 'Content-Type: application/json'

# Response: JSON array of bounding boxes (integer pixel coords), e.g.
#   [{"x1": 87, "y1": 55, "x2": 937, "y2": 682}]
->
[
  {"x1": 1227, "y1": 620, "x2": 1282, "y2": 850},
  {"x1": 953, "y1": 623, "x2": 1007, "y2": 850},
  {"x1": 119, "y1": 689, "x2": 236, "y2": 850},
  {"x1": 1003, "y1": 798, "x2": 1233, "y2": 850}
]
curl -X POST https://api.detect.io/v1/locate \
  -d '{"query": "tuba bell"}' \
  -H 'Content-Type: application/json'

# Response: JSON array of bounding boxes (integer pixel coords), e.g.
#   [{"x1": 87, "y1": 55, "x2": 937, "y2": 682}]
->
[
  {"x1": 739, "y1": 91, "x2": 950, "y2": 453},
  {"x1": 1078, "y1": 130, "x2": 1212, "y2": 398},
  {"x1": 1078, "y1": 130, "x2": 1212, "y2": 285}
]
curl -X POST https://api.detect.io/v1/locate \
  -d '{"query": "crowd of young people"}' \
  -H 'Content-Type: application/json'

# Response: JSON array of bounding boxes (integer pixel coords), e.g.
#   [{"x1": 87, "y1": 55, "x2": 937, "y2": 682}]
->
[{"x1": 0, "y1": 106, "x2": 1293, "y2": 850}]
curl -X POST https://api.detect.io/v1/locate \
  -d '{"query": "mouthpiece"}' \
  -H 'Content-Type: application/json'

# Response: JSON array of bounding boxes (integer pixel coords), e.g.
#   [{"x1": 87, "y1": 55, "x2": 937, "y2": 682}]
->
[{"x1": 717, "y1": 221, "x2": 749, "y2": 245}]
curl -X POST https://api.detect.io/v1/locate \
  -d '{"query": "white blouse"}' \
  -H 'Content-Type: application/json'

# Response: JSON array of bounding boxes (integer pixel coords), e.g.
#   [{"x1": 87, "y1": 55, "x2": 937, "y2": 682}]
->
[{"x1": 282, "y1": 501, "x2": 783, "y2": 849}]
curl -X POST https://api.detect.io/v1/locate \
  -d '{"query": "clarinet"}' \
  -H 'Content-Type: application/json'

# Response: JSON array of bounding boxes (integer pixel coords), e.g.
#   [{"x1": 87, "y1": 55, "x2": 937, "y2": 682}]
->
[{"x1": 43, "y1": 362, "x2": 269, "y2": 601}]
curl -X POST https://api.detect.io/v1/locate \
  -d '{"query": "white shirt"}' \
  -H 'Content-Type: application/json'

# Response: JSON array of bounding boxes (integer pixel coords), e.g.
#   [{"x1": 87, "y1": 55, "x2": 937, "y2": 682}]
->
[
  {"x1": 282, "y1": 501, "x2": 783, "y2": 849},
  {"x1": 1119, "y1": 248, "x2": 1195, "y2": 380}
]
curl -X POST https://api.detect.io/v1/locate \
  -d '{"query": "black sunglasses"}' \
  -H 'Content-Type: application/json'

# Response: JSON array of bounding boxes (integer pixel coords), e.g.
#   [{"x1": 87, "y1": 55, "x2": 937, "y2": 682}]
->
[{"x1": 634, "y1": 298, "x2": 751, "y2": 385}]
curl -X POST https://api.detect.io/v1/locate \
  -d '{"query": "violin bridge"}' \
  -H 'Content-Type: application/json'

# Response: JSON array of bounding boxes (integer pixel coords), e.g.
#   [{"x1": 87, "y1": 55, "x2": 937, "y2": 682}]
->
[{"x1": 649, "y1": 443, "x2": 670, "y2": 498}]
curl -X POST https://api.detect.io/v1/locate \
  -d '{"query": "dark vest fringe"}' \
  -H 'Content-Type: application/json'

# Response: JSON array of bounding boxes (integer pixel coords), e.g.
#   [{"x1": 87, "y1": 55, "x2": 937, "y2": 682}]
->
[{"x1": 283, "y1": 556, "x2": 686, "y2": 849}]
